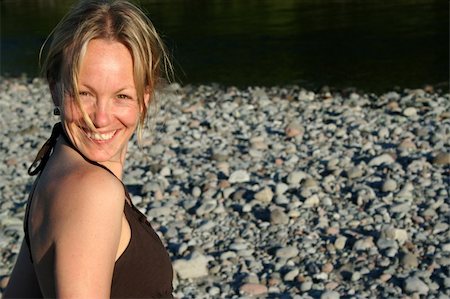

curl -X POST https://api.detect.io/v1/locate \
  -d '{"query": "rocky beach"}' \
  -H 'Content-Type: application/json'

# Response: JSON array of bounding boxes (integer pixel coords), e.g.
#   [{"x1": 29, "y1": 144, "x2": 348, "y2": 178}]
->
[{"x1": 0, "y1": 76, "x2": 449, "y2": 298}]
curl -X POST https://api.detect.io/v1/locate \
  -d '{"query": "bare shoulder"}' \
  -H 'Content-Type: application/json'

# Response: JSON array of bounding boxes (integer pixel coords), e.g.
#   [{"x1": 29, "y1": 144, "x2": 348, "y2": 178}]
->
[
  {"x1": 49, "y1": 163, "x2": 125, "y2": 225},
  {"x1": 54, "y1": 165, "x2": 125, "y2": 205}
]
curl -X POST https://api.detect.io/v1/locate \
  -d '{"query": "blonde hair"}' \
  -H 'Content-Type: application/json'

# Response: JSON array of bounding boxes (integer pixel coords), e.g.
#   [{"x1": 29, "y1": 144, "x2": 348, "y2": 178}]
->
[{"x1": 41, "y1": 0, "x2": 172, "y2": 143}]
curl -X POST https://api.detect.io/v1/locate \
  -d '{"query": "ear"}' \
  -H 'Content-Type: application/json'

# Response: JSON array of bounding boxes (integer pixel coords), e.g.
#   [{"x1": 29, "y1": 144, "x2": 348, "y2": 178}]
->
[{"x1": 143, "y1": 87, "x2": 151, "y2": 109}]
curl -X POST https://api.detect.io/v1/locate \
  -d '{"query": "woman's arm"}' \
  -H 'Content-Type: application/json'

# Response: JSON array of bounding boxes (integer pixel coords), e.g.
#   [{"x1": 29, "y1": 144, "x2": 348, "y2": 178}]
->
[{"x1": 47, "y1": 169, "x2": 125, "y2": 298}]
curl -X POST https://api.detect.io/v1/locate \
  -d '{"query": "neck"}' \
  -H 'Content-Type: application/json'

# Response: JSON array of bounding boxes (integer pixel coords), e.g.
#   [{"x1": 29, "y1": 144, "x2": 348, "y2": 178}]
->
[{"x1": 56, "y1": 132, "x2": 125, "y2": 180}]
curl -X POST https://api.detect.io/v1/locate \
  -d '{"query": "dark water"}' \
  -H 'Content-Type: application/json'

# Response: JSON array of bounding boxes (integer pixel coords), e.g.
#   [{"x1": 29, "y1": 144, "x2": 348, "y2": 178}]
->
[{"x1": 1, "y1": 0, "x2": 448, "y2": 93}]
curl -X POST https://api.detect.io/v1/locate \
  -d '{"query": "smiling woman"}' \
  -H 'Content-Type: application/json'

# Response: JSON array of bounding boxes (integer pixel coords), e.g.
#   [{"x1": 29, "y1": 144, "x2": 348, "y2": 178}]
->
[
  {"x1": 3, "y1": 1, "x2": 174, "y2": 298},
  {"x1": 63, "y1": 39, "x2": 143, "y2": 166}
]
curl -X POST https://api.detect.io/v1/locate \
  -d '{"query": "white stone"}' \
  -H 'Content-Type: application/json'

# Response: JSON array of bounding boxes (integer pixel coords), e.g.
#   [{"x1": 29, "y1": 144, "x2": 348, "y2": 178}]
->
[
  {"x1": 276, "y1": 183, "x2": 289, "y2": 195},
  {"x1": 321, "y1": 290, "x2": 340, "y2": 299},
  {"x1": 441, "y1": 243, "x2": 450, "y2": 252},
  {"x1": 284, "y1": 269, "x2": 299, "y2": 281},
  {"x1": 303, "y1": 194, "x2": 320, "y2": 208},
  {"x1": 173, "y1": 253, "x2": 211, "y2": 279},
  {"x1": 404, "y1": 276, "x2": 429, "y2": 295},
  {"x1": 403, "y1": 107, "x2": 417, "y2": 117},
  {"x1": 368, "y1": 154, "x2": 395, "y2": 166},
  {"x1": 335, "y1": 236, "x2": 347, "y2": 250},
  {"x1": 276, "y1": 246, "x2": 299, "y2": 259},
  {"x1": 229, "y1": 170, "x2": 250, "y2": 183},
  {"x1": 287, "y1": 171, "x2": 308, "y2": 186},
  {"x1": 254, "y1": 187, "x2": 274, "y2": 203}
]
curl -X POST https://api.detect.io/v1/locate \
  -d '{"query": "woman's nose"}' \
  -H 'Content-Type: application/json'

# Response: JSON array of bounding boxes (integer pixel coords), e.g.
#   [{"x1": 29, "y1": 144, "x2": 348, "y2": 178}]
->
[{"x1": 91, "y1": 99, "x2": 111, "y2": 128}]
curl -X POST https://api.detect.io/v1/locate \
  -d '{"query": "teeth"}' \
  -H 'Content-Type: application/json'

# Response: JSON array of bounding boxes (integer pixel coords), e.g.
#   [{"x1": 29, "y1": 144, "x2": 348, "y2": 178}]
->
[{"x1": 86, "y1": 130, "x2": 116, "y2": 141}]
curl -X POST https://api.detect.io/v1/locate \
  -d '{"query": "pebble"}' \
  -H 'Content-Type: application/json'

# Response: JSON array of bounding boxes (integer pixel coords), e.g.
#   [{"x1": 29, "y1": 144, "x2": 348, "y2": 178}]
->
[
  {"x1": 381, "y1": 178, "x2": 397, "y2": 192},
  {"x1": 173, "y1": 253, "x2": 211, "y2": 279},
  {"x1": 303, "y1": 194, "x2": 320, "y2": 208},
  {"x1": 208, "y1": 286, "x2": 221, "y2": 296},
  {"x1": 442, "y1": 243, "x2": 450, "y2": 252},
  {"x1": 346, "y1": 166, "x2": 364, "y2": 179},
  {"x1": 401, "y1": 252, "x2": 419, "y2": 268},
  {"x1": 239, "y1": 283, "x2": 268, "y2": 296},
  {"x1": 403, "y1": 107, "x2": 418, "y2": 117},
  {"x1": 270, "y1": 208, "x2": 289, "y2": 225},
  {"x1": 276, "y1": 246, "x2": 299, "y2": 259},
  {"x1": 284, "y1": 268, "x2": 299, "y2": 281},
  {"x1": 254, "y1": 188, "x2": 274, "y2": 203},
  {"x1": 368, "y1": 154, "x2": 395, "y2": 166},
  {"x1": 334, "y1": 236, "x2": 347, "y2": 250},
  {"x1": 321, "y1": 290, "x2": 340, "y2": 299},
  {"x1": 285, "y1": 121, "x2": 304, "y2": 138},
  {"x1": 287, "y1": 171, "x2": 308, "y2": 186},
  {"x1": 322, "y1": 262, "x2": 334, "y2": 273},
  {"x1": 404, "y1": 276, "x2": 430, "y2": 295},
  {"x1": 433, "y1": 151, "x2": 450, "y2": 166},
  {"x1": 229, "y1": 170, "x2": 250, "y2": 183},
  {"x1": 381, "y1": 227, "x2": 409, "y2": 245},
  {"x1": 379, "y1": 273, "x2": 391, "y2": 283},
  {"x1": 300, "y1": 279, "x2": 313, "y2": 292}
]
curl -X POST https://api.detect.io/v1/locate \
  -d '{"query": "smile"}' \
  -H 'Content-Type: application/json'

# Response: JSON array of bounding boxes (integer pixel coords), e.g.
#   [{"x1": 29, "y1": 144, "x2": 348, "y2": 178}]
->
[{"x1": 85, "y1": 130, "x2": 117, "y2": 141}]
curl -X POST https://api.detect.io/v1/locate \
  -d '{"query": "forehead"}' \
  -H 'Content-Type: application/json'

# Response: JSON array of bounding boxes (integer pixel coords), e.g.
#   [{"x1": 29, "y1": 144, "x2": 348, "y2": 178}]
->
[{"x1": 78, "y1": 39, "x2": 135, "y2": 86}]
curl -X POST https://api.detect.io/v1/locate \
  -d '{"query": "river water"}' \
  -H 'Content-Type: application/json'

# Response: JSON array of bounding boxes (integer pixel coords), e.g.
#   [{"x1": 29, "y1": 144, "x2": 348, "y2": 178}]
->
[{"x1": 1, "y1": 0, "x2": 448, "y2": 93}]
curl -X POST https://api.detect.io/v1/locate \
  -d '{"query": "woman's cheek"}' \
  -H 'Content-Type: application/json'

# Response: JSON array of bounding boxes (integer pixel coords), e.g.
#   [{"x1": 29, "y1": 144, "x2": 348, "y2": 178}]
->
[{"x1": 63, "y1": 99, "x2": 87, "y2": 122}]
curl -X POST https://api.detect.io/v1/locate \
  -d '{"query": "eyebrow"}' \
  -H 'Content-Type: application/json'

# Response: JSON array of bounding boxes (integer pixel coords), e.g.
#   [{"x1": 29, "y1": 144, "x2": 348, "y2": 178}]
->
[{"x1": 79, "y1": 83, "x2": 136, "y2": 94}]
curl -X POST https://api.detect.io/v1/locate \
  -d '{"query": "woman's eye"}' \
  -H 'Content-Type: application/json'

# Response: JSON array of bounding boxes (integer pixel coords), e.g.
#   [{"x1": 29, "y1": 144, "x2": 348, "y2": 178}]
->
[
  {"x1": 117, "y1": 94, "x2": 132, "y2": 100},
  {"x1": 79, "y1": 91, "x2": 89, "y2": 96}
]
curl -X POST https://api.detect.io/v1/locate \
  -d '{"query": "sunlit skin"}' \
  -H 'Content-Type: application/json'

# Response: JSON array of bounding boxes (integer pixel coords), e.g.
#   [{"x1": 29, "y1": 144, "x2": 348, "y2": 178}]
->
[{"x1": 61, "y1": 39, "x2": 149, "y2": 174}]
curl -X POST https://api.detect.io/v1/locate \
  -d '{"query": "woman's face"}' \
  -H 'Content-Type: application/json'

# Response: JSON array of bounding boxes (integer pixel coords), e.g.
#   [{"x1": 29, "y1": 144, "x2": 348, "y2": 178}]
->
[{"x1": 62, "y1": 38, "x2": 146, "y2": 164}]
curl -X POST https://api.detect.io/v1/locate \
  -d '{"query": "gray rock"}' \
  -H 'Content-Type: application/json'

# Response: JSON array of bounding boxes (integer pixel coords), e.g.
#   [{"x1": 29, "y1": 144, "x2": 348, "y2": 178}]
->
[
  {"x1": 173, "y1": 252, "x2": 211, "y2": 279},
  {"x1": 433, "y1": 151, "x2": 450, "y2": 166},
  {"x1": 276, "y1": 246, "x2": 299, "y2": 259},
  {"x1": 390, "y1": 202, "x2": 411, "y2": 214},
  {"x1": 254, "y1": 187, "x2": 274, "y2": 203},
  {"x1": 368, "y1": 154, "x2": 395, "y2": 166},
  {"x1": 196, "y1": 200, "x2": 217, "y2": 216},
  {"x1": 382, "y1": 178, "x2": 397, "y2": 192},
  {"x1": 353, "y1": 237, "x2": 375, "y2": 251},
  {"x1": 403, "y1": 107, "x2": 417, "y2": 117},
  {"x1": 404, "y1": 276, "x2": 429, "y2": 295},
  {"x1": 334, "y1": 236, "x2": 347, "y2": 250},
  {"x1": 286, "y1": 171, "x2": 308, "y2": 186},
  {"x1": 300, "y1": 279, "x2": 313, "y2": 291},
  {"x1": 192, "y1": 186, "x2": 202, "y2": 197},
  {"x1": 376, "y1": 238, "x2": 398, "y2": 250},
  {"x1": 229, "y1": 170, "x2": 250, "y2": 183},
  {"x1": 303, "y1": 194, "x2": 320, "y2": 208},
  {"x1": 401, "y1": 252, "x2": 419, "y2": 268},
  {"x1": 270, "y1": 208, "x2": 289, "y2": 225},
  {"x1": 283, "y1": 268, "x2": 299, "y2": 281},
  {"x1": 346, "y1": 166, "x2": 363, "y2": 179},
  {"x1": 321, "y1": 290, "x2": 340, "y2": 299},
  {"x1": 275, "y1": 183, "x2": 289, "y2": 195}
]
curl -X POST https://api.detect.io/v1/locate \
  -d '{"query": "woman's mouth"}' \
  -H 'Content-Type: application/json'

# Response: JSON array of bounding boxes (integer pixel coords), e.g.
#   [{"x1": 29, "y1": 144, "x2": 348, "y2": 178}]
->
[{"x1": 85, "y1": 130, "x2": 117, "y2": 141}]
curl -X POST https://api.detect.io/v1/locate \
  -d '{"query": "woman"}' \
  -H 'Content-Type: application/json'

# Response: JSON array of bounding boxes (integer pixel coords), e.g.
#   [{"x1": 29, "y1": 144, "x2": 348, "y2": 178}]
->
[{"x1": 4, "y1": 0, "x2": 174, "y2": 297}]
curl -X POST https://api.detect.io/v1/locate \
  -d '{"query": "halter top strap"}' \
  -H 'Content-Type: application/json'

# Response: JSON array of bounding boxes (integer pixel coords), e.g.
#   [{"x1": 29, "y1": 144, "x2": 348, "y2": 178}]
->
[{"x1": 28, "y1": 123, "x2": 64, "y2": 176}]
